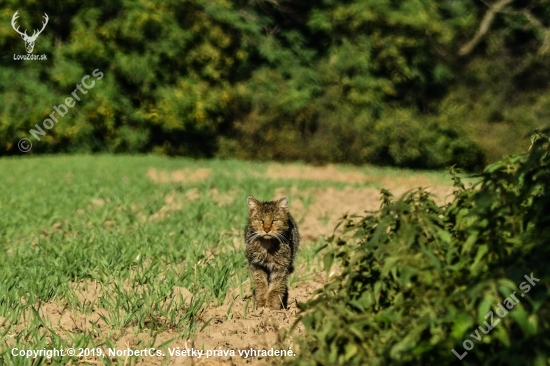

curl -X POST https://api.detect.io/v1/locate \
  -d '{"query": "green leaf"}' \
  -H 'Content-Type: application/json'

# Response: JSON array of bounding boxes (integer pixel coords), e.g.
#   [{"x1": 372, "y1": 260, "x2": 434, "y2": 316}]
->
[
  {"x1": 470, "y1": 244, "x2": 488, "y2": 273},
  {"x1": 323, "y1": 252, "x2": 335, "y2": 276}
]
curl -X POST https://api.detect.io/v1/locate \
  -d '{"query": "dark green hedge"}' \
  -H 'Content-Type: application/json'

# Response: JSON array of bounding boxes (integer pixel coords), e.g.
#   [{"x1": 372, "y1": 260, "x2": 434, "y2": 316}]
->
[{"x1": 288, "y1": 130, "x2": 550, "y2": 365}]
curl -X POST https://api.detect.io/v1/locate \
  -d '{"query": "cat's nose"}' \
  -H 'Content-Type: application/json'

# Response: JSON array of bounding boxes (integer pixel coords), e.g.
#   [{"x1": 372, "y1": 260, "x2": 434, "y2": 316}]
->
[{"x1": 264, "y1": 226, "x2": 271, "y2": 232}]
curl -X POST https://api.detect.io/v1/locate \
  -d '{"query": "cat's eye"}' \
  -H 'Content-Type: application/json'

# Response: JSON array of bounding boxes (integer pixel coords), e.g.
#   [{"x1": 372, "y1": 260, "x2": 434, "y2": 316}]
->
[{"x1": 260, "y1": 220, "x2": 264, "y2": 224}]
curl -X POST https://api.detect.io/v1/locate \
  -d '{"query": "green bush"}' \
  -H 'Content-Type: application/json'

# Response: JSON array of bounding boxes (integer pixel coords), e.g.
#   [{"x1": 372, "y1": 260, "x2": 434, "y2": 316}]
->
[
  {"x1": 289, "y1": 130, "x2": 550, "y2": 365},
  {"x1": 219, "y1": 106, "x2": 484, "y2": 170},
  {"x1": 369, "y1": 110, "x2": 485, "y2": 170}
]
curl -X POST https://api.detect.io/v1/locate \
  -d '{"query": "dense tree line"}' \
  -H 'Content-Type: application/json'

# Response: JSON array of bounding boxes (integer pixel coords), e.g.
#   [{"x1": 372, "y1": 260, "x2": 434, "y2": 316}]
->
[{"x1": 1, "y1": 0, "x2": 549, "y2": 170}]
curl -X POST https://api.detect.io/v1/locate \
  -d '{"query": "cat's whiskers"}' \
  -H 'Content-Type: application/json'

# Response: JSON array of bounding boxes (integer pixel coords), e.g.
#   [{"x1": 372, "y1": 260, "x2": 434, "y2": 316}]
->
[
  {"x1": 246, "y1": 231, "x2": 261, "y2": 244},
  {"x1": 273, "y1": 232, "x2": 289, "y2": 245},
  {"x1": 247, "y1": 230, "x2": 289, "y2": 246}
]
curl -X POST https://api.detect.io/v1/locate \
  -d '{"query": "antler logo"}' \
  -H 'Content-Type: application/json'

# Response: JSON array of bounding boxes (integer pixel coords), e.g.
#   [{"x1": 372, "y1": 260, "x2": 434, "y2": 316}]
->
[{"x1": 11, "y1": 11, "x2": 49, "y2": 54}]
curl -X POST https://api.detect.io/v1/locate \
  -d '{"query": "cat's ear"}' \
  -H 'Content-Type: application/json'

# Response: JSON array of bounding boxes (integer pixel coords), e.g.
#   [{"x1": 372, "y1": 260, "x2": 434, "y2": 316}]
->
[
  {"x1": 247, "y1": 196, "x2": 259, "y2": 212},
  {"x1": 278, "y1": 196, "x2": 289, "y2": 209}
]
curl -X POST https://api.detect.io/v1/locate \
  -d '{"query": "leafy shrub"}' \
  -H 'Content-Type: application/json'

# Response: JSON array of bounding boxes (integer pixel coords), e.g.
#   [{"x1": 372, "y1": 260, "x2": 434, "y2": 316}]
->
[
  {"x1": 288, "y1": 130, "x2": 550, "y2": 365},
  {"x1": 369, "y1": 110, "x2": 485, "y2": 170},
  {"x1": 220, "y1": 105, "x2": 485, "y2": 170}
]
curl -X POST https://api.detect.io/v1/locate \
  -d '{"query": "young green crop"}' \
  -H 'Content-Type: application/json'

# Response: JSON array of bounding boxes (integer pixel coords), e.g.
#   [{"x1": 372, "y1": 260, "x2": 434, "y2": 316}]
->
[{"x1": 0, "y1": 154, "x2": 454, "y2": 364}]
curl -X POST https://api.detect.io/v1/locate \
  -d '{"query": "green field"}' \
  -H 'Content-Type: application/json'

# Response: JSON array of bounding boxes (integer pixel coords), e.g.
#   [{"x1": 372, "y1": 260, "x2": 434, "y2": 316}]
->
[{"x1": 0, "y1": 155, "x2": 456, "y2": 365}]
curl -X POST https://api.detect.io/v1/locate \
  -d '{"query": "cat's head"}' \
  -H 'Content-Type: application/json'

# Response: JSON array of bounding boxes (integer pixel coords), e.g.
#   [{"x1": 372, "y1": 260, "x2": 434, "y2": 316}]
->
[{"x1": 247, "y1": 196, "x2": 290, "y2": 240}]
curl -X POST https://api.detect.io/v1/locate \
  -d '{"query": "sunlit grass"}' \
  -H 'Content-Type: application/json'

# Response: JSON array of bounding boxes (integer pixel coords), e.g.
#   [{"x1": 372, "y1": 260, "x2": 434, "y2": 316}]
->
[{"x1": 0, "y1": 154, "x2": 454, "y2": 365}]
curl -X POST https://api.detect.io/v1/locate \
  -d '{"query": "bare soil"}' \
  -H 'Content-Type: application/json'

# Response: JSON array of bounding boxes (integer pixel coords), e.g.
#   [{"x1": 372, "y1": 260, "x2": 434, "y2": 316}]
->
[{"x1": 26, "y1": 164, "x2": 454, "y2": 365}]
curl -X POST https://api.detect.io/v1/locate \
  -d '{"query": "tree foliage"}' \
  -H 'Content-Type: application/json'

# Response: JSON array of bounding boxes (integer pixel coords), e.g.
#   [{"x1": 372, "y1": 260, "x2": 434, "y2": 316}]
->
[{"x1": 1, "y1": 0, "x2": 550, "y2": 169}]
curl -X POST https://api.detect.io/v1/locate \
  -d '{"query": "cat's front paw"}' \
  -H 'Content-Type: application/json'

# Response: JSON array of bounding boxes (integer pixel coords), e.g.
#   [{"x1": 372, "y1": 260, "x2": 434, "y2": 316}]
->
[
  {"x1": 255, "y1": 298, "x2": 266, "y2": 308},
  {"x1": 266, "y1": 293, "x2": 283, "y2": 310}
]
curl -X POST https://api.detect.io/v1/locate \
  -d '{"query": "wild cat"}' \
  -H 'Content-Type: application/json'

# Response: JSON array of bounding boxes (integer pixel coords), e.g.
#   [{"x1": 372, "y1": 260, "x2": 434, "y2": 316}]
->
[{"x1": 244, "y1": 196, "x2": 299, "y2": 309}]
